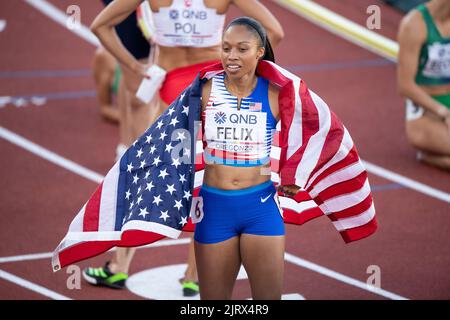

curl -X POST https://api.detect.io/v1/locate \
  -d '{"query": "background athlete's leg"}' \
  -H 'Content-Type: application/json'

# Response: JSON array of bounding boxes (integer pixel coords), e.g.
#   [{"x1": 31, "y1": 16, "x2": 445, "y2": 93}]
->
[
  {"x1": 109, "y1": 247, "x2": 136, "y2": 275},
  {"x1": 194, "y1": 237, "x2": 241, "y2": 300},
  {"x1": 117, "y1": 75, "x2": 132, "y2": 158},
  {"x1": 417, "y1": 151, "x2": 450, "y2": 170},
  {"x1": 182, "y1": 234, "x2": 198, "y2": 282},
  {"x1": 120, "y1": 59, "x2": 153, "y2": 141},
  {"x1": 92, "y1": 47, "x2": 120, "y2": 123},
  {"x1": 406, "y1": 113, "x2": 450, "y2": 170},
  {"x1": 240, "y1": 234, "x2": 284, "y2": 300}
]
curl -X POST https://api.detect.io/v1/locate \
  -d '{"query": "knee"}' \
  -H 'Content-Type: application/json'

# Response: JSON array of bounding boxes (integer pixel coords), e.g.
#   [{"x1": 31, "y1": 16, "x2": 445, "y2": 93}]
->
[
  {"x1": 405, "y1": 120, "x2": 430, "y2": 150},
  {"x1": 94, "y1": 48, "x2": 114, "y2": 69}
]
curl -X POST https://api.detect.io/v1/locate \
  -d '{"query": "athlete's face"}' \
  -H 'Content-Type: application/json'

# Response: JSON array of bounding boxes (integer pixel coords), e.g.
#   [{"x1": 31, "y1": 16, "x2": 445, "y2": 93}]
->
[{"x1": 221, "y1": 25, "x2": 265, "y2": 78}]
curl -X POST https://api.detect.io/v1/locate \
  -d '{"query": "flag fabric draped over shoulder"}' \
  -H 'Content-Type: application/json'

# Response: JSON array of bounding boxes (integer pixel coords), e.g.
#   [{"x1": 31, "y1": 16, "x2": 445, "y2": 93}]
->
[{"x1": 52, "y1": 61, "x2": 377, "y2": 272}]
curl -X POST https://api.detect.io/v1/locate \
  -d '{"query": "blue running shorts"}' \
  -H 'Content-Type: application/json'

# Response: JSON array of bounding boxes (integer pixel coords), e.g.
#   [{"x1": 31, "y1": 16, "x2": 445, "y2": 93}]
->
[{"x1": 194, "y1": 180, "x2": 285, "y2": 244}]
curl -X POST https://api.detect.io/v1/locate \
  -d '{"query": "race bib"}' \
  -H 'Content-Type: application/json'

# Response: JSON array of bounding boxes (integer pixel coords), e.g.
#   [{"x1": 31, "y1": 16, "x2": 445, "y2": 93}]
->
[
  {"x1": 189, "y1": 197, "x2": 204, "y2": 224},
  {"x1": 204, "y1": 108, "x2": 267, "y2": 162},
  {"x1": 423, "y1": 42, "x2": 450, "y2": 78},
  {"x1": 156, "y1": 6, "x2": 224, "y2": 47}
]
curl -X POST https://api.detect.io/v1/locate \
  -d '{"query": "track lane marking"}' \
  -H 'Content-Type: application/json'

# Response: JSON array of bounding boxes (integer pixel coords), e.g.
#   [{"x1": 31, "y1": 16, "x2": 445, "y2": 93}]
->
[
  {"x1": 0, "y1": 127, "x2": 103, "y2": 183},
  {"x1": 0, "y1": 20, "x2": 6, "y2": 32},
  {"x1": 24, "y1": 0, "x2": 99, "y2": 46},
  {"x1": 273, "y1": 0, "x2": 398, "y2": 61},
  {"x1": 0, "y1": 239, "x2": 408, "y2": 300},
  {"x1": 0, "y1": 269, "x2": 71, "y2": 300}
]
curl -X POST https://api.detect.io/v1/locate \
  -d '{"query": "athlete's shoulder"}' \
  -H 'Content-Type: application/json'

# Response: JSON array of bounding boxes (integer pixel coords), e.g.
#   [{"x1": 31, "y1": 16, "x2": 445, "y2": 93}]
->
[{"x1": 398, "y1": 7, "x2": 427, "y2": 44}]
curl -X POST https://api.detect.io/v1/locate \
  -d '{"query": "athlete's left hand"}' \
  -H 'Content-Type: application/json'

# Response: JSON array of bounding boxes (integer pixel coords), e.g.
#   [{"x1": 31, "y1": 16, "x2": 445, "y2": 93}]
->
[{"x1": 278, "y1": 184, "x2": 300, "y2": 197}]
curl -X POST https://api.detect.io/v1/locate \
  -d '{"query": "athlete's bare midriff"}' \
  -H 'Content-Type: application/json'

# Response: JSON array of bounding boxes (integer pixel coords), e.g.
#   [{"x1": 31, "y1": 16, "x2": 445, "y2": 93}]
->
[
  {"x1": 203, "y1": 163, "x2": 272, "y2": 190},
  {"x1": 156, "y1": 45, "x2": 221, "y2": 71},
  {"x1": 420, "y1": 83, "x2": 450, "y2": 96}
]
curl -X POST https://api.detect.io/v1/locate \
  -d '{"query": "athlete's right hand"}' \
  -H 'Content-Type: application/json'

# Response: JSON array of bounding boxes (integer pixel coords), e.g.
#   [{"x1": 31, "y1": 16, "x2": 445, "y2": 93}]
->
[
  {"x1": 278, "y1": 184, "x2": 300, "y2": 197},
  {"x1": 131, "y1": 61, "x2": 150, "y2": 80}
]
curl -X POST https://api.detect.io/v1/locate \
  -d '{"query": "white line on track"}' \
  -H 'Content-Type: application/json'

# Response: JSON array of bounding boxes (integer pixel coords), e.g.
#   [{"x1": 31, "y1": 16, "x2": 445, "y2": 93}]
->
[
  {"x1": 0, "y1": 238, "x2": 407, "y2": 300},
  {"x1": 284, "y1": 253, "x2": 408, "y2": 300},
  {"x1": 0, "y1": 238, "x2": 192, "y2": 264},
  {"x1": 274, "y1": 0, "x2": 398, "y2": 61},
  {"x1": 0, "y1": 269, "x2": 71, "y2": 300},
  {"x1": 23, "y1": 0, "x2": 99, "y2": 46},
  {"x1": 0, "y1": 20, "x2": 6, "y2": 32},
  {"x1": 0, "y1": 127, "x2": 103, "y2": 183},
  {"x1": 363, "y1": 161, "x2": 450, "y2": 202}
]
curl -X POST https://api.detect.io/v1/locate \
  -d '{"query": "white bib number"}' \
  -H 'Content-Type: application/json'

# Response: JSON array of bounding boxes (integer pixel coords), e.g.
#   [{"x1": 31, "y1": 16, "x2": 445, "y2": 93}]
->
[
  {"x1": 204, "y1": 108, "x2": 267, "y2": 161},
  {"x1": 190, "y1": 197, "x2": 204, "y2": 224},
  {"x1": 423, "y1": 42, "x2": 450, "y2": 78}
]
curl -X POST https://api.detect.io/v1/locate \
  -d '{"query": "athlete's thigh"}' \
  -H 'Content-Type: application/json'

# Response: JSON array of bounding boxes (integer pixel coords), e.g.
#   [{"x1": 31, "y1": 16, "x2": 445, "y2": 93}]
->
[
  {"x1": 240, "y1": 234, "x2": 285, "y2": 300},
  {"x1": 194, "y1": 237, "x2": 241, "y2": 300},
  {"x1": 406, "y1": 113, "x2": 450, "y2": 154}
]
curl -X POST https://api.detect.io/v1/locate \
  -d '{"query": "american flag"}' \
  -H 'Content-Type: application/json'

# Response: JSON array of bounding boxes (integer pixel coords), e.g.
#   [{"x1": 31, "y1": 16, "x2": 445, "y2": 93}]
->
[
  {"x1": 52, "y1": 61, "x2": 377, "y2": 271},
  {"x1": 249, "y1": 102, "x2": 262, "y2": 111}
]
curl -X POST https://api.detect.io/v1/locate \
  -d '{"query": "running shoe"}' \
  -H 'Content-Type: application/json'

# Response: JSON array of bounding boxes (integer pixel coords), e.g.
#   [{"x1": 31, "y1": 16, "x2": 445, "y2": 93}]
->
[
  {"x1": 182, "y1": 280, "x2": 200, "y2": 297},
  {"x1": 82, "y1": 261, "x2": 128, "y2": 289}
]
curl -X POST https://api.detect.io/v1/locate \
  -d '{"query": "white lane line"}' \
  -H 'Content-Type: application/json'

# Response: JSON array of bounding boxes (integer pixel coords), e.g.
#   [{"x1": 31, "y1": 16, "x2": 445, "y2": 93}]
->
[
  {"x1": 0, "y1": 20, "x2": 6, "y2": 32},
  {"x1": 273, "y1": 0, "x2": 398, "y2": 61},
  {"x1": 24, "y1": 0, "x2": 99, "y2": 46},
  {"x1": 0, "y1": 239, "x2": 192, "y2": 264},
  {"x1": 363, "y1": 161, "x2": 450, "y2": 203},
  {"x1": 0, "y1": 269, "x2": 71, "y2": 300},
  {"x1": 0, "y1": 252, "x2": 53, "y2": 264},
  {"x1": 284, "y1": 253, "x2": 408, "y2": 300},
  {"x1": 0, "y1": 126, "x2": 103, "y2": 184},
  {"x1": 0, "y1": 239, "x2": 408, "y2": 300}
]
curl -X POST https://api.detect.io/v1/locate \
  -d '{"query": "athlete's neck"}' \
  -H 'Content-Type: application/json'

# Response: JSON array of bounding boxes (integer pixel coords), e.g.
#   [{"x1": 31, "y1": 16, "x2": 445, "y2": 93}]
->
[
  {"x1": 224, "y1": 72, "x2": 258, "y2": 98},
  {"x1": 429, "y1": 0, "x2": 450, "y2": 21}
]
